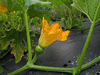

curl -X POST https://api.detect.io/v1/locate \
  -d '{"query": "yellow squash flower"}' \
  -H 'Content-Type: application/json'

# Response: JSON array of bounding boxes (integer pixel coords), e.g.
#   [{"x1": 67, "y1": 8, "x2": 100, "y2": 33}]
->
[
  {"x1": 38, "y1": 17, "x2": 70, "y2": 48},
  {"x1": 0, "y1": 5, "x2": 8, "y2": 14}
]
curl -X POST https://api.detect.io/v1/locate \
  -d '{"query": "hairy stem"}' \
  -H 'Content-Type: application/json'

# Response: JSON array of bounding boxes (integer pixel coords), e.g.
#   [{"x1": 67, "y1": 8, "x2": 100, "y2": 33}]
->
[
  {"x1": 30, "y1": 65, "x2": 74, "y2": 74},
  {"x1": 76, "y1": 22, "x2": 95, "y2": 74},
  {"x1": 32, "y1": 53, "x2": 38, "y2": 64},
  {"x1": 7, "y1": 64, "x2": 29, "y2": 75},
  {"x1": 24, "y1": 10, "x2": 32, "y2": 63},
  {"x1": 81, "y1": 55, "x2": 100, "y2": 70}
]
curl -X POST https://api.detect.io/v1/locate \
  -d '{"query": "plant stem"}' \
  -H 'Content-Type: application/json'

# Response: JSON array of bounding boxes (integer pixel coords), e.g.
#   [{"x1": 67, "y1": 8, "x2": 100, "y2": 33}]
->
[
  {"x1": 81, "y1": 55, "x2": 100, "y2": 70},
  {"x1": 24, "y1": 10, "x2": 32, "y2": 63},
  {"x1": 7, "y1": 54, "x2": 100, "y2": 75},
  {"x1": 76, "y1": 22, "x2": 95, "y2": 74},
  {"x1": 83, "y1": 23, "x2": 99, "y2": 31},
  {"x1": 32, "y1": 53, "x2": 38, "y2": 64},
  {"x1": 30, "y1": 65, "x2": 74, "y2": 74},
  {"x1": 7, "y1": 64, "x2": 29, "y2": 75},
  {"x1": 0, "y1": 49, "x2": 10, "y2": 59}
]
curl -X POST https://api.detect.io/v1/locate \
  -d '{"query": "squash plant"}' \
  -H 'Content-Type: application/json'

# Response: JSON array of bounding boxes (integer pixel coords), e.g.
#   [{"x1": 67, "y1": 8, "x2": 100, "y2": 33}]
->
[{"x1": 0, "y1": 0, "x2": 100, "y2": 75}]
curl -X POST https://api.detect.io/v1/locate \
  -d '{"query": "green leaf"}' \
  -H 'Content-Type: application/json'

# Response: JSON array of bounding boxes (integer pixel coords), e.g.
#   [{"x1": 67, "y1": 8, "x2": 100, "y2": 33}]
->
[
  {"x1": 25, "y1": 0, "x2": 51, "y2": 10},
  {"x1": 27, "y1": 4, "x2": 50, "y2": 19},
  {"x1": 0, "y1": 28, "x2": 34, "y2": 63},
  {"x1": 72, "y1": 0, "x2": 100, "y2": 23},
  {"x1": 27, "y1": 5, "x2": 43, "y2": 19},
  {"x1": 62, "y1": 0, "x2": 73, "y2": 9},
  {"x1": 0, "y1": 65, "x2": 3, "y2": 73},
  {"x1": 41, "y1": 0, "x2": 63, "y2": 6}
]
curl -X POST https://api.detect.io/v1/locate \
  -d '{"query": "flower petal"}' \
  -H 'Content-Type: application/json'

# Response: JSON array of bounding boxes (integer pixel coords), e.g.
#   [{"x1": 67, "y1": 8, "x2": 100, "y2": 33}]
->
[
  {"x1": 57, "y1": 30, "x2": 70, "y2": 41},
  {"x1": 46, "y1": 28, "x2": 62, "y2": 46},
  {"x1": 42, "y1": 17, "x2": 49, "y2": 31},
  {"x1": 48, "y1": 23, "x2": 59, "y2": 34}
]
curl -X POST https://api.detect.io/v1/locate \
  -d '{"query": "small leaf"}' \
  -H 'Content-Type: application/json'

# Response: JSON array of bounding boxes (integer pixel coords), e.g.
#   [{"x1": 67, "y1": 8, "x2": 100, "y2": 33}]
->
[
  {"x1": 72, "y1": 0, "x2": 100, "y2": 23},
  {"x1": 0, "y1": 65, "x2": 3, "y2": 73}
]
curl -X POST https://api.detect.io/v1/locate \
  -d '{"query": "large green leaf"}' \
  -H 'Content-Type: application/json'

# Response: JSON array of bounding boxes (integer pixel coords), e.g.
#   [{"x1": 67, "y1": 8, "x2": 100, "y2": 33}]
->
[
  {"x1": 0, "y1": 65, "x2": 3, "y2": 73},
  {"x1": 0, "y1": 28, "x2": 35, "y2": 63},
  {"x1": 72, "y1": 0, "x2": 100, "y2": 23},
  {"x1": 24, "y1": 0, "x2": 51, "y2": 10}
]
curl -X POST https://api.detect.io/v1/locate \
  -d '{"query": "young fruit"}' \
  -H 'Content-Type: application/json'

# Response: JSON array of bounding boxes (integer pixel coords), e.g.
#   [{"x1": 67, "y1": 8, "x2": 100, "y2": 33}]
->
[{"x1": 35, "y1": 45, "x2": 44, "y2": 54}]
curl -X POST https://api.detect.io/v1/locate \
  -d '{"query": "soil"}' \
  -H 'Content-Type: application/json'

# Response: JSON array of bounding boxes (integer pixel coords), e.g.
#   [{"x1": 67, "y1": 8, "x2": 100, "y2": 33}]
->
[{"x1": 0, "y1": 18, "x2": 100, "y2": 75}]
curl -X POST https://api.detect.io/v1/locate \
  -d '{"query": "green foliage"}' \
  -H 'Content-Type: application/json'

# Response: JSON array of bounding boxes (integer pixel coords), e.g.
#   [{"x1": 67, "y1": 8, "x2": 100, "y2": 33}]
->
[
  {"x1": 0, "y1": 0, "x2": 51, "y2": 13},
  {"x1": 0, "y1": 0, "x2": 51, "y2": 20},
  {"x1": 72, "y1": 0, "x2": 100, "y2": 23},
  {"x1": 0, "y1": 28, "x2": 35, "y2": 63},
  {"x1": 0, "y1": 65, "x2": 3, "y2": 73},
  {"x1": 0, "y1": 13, "x2": 8, "y2": 22},
  {"x1": 46, "y1": 4, "x2": 68, "y2": 20},
  {"x1": 0, "y1": 0, "x2": 51, "y2": 61},
  {"x1": 62, "y1": 0, "x2": 73, "y2": 9},
  {"x1": 30, "y1": 17, "x2": 42, "y2": 29},
  {"x1": 17, "y1": 0, "x2": 25, "y2": 7},
  {"x1": 62, "y1": 8, "x2": 83, "y2": 30},
  {"x1": 25, "y1": 0, "x2": 51, "y2": 19},
  {"x1": 0, "y1": 0, "x2": 24, "y2": 12},
  {"x1": 0, "y1": 11, "x2": 25, "y2": 30},
  {"x1": 25, "y1": 0, "x2": 50, "y2": 10},
  {"x1": 41, "y1": 0, "x2": 63, "y2": 6},
  {"x1": 27, "y1": 4, "x2": 50, "y2": 19},
  {"x1": 72, "y1": 0, "x2": 100, "y2": 74}
]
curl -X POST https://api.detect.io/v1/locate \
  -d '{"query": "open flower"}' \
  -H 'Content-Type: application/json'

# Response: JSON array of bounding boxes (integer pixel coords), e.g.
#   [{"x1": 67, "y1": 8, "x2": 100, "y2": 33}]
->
[
  {"x1": 0, "y1": 5, "x2": 8, "y2": 14},
  {"x1": 38, "y1": 17, "x2": 70, "y2": 48}
]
